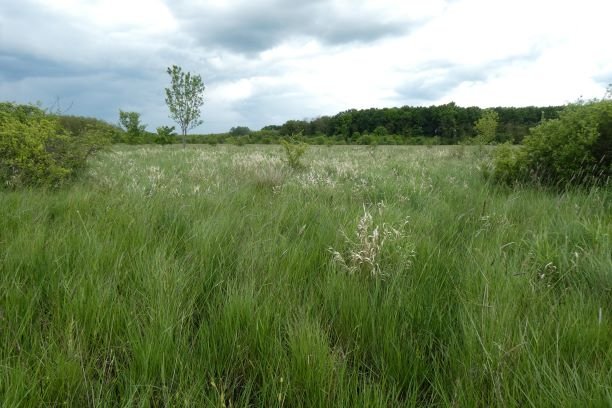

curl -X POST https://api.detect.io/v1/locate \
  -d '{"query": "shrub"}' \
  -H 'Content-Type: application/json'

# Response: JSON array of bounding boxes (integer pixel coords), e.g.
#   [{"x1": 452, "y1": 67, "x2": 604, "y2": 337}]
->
[
  {"x1": 155, "y1": 126, "x2": 176, "y2": 146},
  {"x1": 229, "y1": 126, "x2": 251, "y2": 136},
  {"x1": 280, "y1": 138, "x2": 308, "y2": 170},
  {"x1": 373, "y1": 125, "x2": 388, "y2": 137},
  {"x1": 57, "y1": 114, "x2": 122, "y2": 143},
  {"x1": 473, "y1": 109, "x2": 499, "y2": 145},
  {"x1": 489, "y1": 143, "x2": 528, "y2": 184},
  {"x1": 230, "y1": 136, "x2": 248, "y2": 146},
  {"x1": 491, "y1": 100, "x2": 611, "y2": 187},
  {"x1": 0, "y1": 103, "x2": 108, "y2": 189}
]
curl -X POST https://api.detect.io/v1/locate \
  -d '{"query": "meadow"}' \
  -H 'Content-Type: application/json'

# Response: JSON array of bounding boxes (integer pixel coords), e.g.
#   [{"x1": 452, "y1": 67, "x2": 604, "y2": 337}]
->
[{"x1": 1, "y1": 144, "x2": 610, "y2": 406}]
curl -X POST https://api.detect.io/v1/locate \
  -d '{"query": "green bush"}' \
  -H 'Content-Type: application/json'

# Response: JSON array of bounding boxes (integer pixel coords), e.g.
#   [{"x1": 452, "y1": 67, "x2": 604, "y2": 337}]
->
[
  {"x1": 280, "y1": 138, "x2": 308, "y2": 169},
  {"x1": 0, "y1": 103, "x2": 108, "y2": 189},
  {"x1": 57, "y1": 114, "x2": 122, "y2": 143},
  {"x1": 491, "y1": 100, "x2": 611, "y2": 187},
  {"x1": 155, "y1": 126, "x2": 176, "y2": 146}
]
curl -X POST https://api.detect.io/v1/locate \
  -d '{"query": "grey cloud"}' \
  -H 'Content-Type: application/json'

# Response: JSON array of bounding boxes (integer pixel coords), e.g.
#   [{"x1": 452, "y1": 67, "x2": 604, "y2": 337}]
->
[
  {"x1": 230, "y1": 91, "x2": 325, "y2": 130},
  {"x1": 394, "y1": 65, "x2": 487, "y2": 103},
  {"x1": 0, "y1": 0, "x2": 176, "y2": 124},
  {"x1": 165, "y1": 0, "x2": 422, "y2": 54},
  {"x1": 1, "y1": 0, "x2": 176, "y2": 78},
  {"x1": 0, "y1": 69, "x2": 165, "y2": 124},
  {"x1": 594, "y1": 72, "x2": 612, "y2": 88},
  {"x1": 0, "y1": 53, "x2": 83, "y2": 81},
  {"x1": 395, "y1": 51, "x2": 542, "y2": 103},
  {"x1": 0, "y1": 47, "x2": 161, "y2": 87}
]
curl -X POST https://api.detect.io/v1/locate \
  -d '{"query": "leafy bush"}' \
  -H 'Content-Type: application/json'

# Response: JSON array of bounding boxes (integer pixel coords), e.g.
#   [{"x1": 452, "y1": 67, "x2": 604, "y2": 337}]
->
[
  {"x1": 373, "y1": 125, "x2": 388, "y2": 137},
  {"x1": 491, "y1": 100, "x2": 611, "y2": 187},
  {"x1": 155, "y1": 126, "x2": 176, "y2": 146},
  {"x1": 0, "y1": 103, "x2": 108, "y2": 189},
  {"x1": 280, "y1": 138, "x2": 308, "y2": 169},
  {"x1": 473, "y1": 109, "x2": 499, "y2": 145},
  {"x1": 57, "y1": 114, "x2": 122, "y2": 142},
  {"x1": 229, "y1": 126, "x2": 251, "y2": 136}
]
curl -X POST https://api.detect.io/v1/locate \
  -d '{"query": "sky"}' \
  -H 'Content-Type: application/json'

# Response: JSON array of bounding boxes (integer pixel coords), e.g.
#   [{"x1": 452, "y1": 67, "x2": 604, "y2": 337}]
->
[{"x1": 1, "y1": 0, "x2": 611, "y2": 133}]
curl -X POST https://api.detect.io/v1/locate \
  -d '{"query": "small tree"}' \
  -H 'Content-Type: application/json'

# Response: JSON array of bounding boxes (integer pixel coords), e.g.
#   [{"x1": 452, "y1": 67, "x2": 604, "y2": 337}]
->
[
  {"x1": 474, "y1": 109, "x2": 499, "y2": 145},
  {"x1": 165, "y1": 65, "x2": 206, "y2": 148},
  {"x1": 118, "y1": 110, "x2": 146, "y2": 144},
  {"x1": 280, "y1": 137, "x2": 308, "y2": 170}
]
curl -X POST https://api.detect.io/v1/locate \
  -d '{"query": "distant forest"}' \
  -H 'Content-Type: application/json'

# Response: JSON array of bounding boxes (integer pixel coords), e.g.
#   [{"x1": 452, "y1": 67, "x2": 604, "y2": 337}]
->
[{"x1": 257, "y1": 103, "x2": 563, "y2": 144}]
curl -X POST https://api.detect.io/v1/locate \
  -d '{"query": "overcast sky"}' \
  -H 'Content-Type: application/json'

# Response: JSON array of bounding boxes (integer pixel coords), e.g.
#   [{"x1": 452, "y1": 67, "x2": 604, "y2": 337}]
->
[{"x1": 1, "y1": 0, "x2": 611, "y2": 133}]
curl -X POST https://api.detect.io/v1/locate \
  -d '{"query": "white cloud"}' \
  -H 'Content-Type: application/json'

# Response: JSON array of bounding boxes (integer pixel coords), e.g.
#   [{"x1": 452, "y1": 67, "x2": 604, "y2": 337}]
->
[{"x1": 36, "y1": 0, "x2": 178, "y2": 33}]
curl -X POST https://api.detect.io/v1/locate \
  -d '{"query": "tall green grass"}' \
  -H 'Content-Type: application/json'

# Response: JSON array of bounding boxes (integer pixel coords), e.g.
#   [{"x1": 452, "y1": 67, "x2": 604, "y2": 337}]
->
[{"x1": 1, "y1": 145, "x2": 610, "y2": 406}]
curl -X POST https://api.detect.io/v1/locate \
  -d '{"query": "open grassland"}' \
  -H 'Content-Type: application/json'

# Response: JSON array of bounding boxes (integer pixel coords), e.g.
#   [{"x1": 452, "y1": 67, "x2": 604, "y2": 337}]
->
[{"x1": 1, "y1": 145, "x2": 610, "y2": 406}]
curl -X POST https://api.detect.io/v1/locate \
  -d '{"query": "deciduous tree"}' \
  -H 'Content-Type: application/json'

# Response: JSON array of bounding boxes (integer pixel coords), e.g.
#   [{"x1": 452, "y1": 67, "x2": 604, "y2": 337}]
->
[
  {"x1": 118, "y1": 110, "x2": 146, "y2": 144},
  {"x1": 165, "y1": 65, "x2": 206, "y2": 148}
]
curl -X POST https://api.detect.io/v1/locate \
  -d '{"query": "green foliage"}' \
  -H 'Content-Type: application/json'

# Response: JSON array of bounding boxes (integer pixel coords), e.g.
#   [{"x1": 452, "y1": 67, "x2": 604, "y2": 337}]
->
[
  {"x1": 229, "y1": 126, "x2": 250, "y2": 136},
  {"x1": 489, "y1": 143, "x2": 528, "y2": 184},
  {"x1": 229, "y1": 135, "x2": 248, "y2": 146},
  {"x1": 57, "y1": 115, "x2": 122, "y2": 143},
  {"x1": 154, "y1": 126, "x2": 176, "y2": 146},
  {"x1": 280, "y1": 138, "x2": 308, "y2": 169},
  {"x1": 165, "y1": 65, "x2": 206, "y2": 147},
  {"x1": 473, "y1": 109, "x2": 499, "y2": 144},
  {"x1": 356, "y1": 133, "x2": 376, "y2": 145},
  {"x1": 492, "y1": 100, "x2": 612, "y2": 186},
  {"x1": 0, "y1": 103, "x2": 107, "y2": 189},
  {"x1": 373, "y1": 125, "x2": 388, "y2": 137},
  {"x1": 71, "y1": 125, "x2": 113, "y2": 160},
  {"x1": 118, "y1": 110, "x2": 146, "y2": 144},
  {"x1": 280, "y1": 120, "x2": 307, "y2": 136},
  {"x1": 264, "y1": 104, "x2": 562, "y2": 143}
]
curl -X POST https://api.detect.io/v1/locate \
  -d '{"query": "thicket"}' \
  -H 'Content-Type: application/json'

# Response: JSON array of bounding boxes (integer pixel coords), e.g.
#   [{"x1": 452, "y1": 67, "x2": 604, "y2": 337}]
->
[
  {"x1": 0, "y1": 103, "x2": 110, "y2": 189},
  {"x1": 491, "y1": 100, "x2": 612, "y2": 187}
]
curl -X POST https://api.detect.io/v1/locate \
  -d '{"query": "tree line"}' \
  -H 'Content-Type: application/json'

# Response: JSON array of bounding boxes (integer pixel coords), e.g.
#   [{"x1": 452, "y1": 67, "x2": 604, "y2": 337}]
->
[
  {"x1": 264, "y1": 103, "x2": 563, "y2": 144},
  {"x1": 0, "y1": 99, "x2": 567, "y2": 149},
  {"x1": 184, "y1": 103, "x2": 563, "y2": 146}
]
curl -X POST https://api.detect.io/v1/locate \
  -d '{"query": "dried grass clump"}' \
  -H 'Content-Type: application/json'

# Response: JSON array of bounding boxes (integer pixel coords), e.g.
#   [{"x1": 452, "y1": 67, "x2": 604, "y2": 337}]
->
[{"x1": 329, "y1": 205, "x2": 414, "y2": 277}]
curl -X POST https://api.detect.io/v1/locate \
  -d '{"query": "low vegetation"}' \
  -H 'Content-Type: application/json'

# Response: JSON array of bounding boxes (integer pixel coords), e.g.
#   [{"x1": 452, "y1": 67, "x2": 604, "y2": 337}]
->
[
  {"x1": 280, "y1": 138, "x2": 308, "y2": 170},
  {"x1": 0, "y1": 103, "x2": 110, "y2": 189},
  {"x1": 1, "y1": 144, "x2": 609, "y2": 406},
  {"x1": 492, "y1": 99, "x2": 612, "y2": 187}
]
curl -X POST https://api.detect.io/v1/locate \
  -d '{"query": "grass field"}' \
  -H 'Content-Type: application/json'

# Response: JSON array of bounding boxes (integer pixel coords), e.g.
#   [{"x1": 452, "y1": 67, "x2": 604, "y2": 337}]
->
[{"x1": 1, "y1": 145, "x2": 610, "y2": 406}]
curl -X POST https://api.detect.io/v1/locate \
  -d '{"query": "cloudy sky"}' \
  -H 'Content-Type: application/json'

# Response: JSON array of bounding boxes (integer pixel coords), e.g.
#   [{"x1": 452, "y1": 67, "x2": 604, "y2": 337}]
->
[{"x1": 1, "y1": 0, "x2": 611, "y2": 133}]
